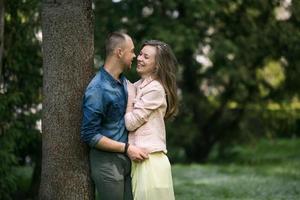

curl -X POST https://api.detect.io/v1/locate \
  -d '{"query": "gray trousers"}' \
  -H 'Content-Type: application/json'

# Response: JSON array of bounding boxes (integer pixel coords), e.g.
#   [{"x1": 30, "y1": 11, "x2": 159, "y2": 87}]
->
[{"x1": 90, "y1": 149, "x2": 133, "y2": 200}]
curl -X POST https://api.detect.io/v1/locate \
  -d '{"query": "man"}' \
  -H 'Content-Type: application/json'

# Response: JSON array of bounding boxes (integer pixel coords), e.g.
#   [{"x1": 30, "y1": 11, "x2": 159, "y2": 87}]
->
[{"x1": 81, "y1": 32, "x2": 148, "y2": 200}]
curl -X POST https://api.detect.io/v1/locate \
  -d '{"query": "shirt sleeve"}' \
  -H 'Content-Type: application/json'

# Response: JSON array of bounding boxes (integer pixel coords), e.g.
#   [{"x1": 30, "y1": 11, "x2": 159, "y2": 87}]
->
[
  {"x1": 125, "y1": 85, "x2": 165, "y2": 131},
  {"x1": 80, "y1": 86, "x2": 104, "y2": 147}
]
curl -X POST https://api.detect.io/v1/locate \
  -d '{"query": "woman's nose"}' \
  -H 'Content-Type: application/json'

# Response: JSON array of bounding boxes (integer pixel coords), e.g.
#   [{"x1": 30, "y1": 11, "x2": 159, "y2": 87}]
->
[{"x1": 137, "y1": 55, "x2": 142, "y2": 61}]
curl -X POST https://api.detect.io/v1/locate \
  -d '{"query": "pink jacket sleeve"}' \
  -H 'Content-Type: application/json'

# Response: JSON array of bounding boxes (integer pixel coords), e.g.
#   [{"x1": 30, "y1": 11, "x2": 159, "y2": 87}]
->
[{"x1": 125, "y1": 85, "x2": 165, "y2": 131}]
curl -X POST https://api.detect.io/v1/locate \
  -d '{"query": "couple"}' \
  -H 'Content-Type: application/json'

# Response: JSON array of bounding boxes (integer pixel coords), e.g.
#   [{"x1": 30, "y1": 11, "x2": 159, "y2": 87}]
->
[{"x1": 81, "y1": 32, "x2": 178, "y2": 200}]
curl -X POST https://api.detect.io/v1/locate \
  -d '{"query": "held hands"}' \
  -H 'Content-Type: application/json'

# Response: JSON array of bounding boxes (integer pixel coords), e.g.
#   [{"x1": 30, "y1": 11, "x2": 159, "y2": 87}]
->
[{"x1": 126, "y1": 144, "x2": 148, "y2": 162}]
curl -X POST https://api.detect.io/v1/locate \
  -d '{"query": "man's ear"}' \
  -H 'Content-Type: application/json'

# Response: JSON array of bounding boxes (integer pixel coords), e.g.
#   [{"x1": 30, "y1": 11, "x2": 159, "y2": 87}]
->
[{"x1": 115, "y1": 48, "x2": 123, "y2": 58}]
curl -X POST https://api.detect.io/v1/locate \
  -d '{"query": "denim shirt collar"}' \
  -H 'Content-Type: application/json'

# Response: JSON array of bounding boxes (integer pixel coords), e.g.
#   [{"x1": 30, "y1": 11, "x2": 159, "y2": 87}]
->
[
  {"x1": 100, "y1": 66, "x2": 128, "y2": 100},
  {"x1": 100, "y1": 66, "x2": 126, "y2": 87}
]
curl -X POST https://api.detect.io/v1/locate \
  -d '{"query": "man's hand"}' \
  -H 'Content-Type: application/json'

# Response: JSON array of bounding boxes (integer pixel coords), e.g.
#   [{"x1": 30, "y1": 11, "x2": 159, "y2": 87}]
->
[{"x1": 127, "y1": 144, "x2": 148, "y2": 162}]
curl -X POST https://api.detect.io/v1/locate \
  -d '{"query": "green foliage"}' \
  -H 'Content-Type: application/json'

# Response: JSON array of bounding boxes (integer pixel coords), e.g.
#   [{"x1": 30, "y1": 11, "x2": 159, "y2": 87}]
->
[
  {"x1": 1, "y1": 1, "x2": 300, "y2": 198},
  {"x1": 0, "y1": 0, "x2": 41, "y2": 199},
  {"x1": 0, "y1": 146, "x2": 17, "y2": 200},
  {"x1": 209, "y1": 138, "x2": 300, "y2": 163},
  {"x1": 93, "y1": 0, "x2": 300, "y2": 161}
]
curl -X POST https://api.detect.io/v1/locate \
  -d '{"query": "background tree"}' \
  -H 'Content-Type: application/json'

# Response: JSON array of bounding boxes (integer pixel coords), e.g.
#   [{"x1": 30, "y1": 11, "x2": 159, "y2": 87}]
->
[
  {"x1": 0, "y1": 0, "x2": 42, "y2": 199},
  {"x1": 0, "y1": 0, "x2": 3, "y2": 72},
  {"x1": 39, "y1": 0, "x2": 94, "y2": 199},
  {"x1": 93, "y1": 0, "x2": 300, "y2": 162},
  {"x1": 1, "y1": 0, "x2": 300, "y2": 198}
]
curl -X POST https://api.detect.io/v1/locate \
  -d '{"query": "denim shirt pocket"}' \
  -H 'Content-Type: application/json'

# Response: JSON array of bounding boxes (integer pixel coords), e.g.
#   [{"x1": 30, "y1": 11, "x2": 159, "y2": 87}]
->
[{"x1": 106, "y1": 103, "x2": 122, "y2": 121}]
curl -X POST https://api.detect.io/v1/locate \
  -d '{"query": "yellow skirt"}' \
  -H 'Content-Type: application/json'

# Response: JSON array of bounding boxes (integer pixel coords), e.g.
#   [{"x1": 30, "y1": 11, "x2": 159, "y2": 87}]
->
[{"x1": 131, "y1": 152, "x2": 175, "y2": 200}]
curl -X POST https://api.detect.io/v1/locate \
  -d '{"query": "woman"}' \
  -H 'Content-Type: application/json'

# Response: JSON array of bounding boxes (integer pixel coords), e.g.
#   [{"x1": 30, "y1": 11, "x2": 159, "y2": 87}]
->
[{"x1": 125, "y1": 40, "x2": 178, "y2": 200}]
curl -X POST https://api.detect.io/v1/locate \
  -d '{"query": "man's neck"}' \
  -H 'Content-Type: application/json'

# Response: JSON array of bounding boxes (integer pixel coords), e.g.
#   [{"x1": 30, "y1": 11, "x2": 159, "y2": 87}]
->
[{"x1": 103, "y1": 59, "x2": 123, "y2": 81}]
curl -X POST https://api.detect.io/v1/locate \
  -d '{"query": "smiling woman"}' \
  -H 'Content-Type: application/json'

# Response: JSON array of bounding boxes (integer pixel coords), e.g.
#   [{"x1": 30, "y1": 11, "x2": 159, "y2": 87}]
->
[
  {"x1": 125, "y1": 40, "x2": 178, "y2": 200},
  {"x1": 136, "y1": 45, "x2": 157, "y2": 78}
]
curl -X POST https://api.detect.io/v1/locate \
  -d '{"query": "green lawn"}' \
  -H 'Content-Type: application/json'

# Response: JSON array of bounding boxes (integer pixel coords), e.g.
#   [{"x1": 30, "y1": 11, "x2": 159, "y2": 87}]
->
[
  {"x1": 172, "y1": 139, "x2": 300, "y2": 200},
  {"x1": 15, "y1": 139, "x2": 300, "y2": 199}
]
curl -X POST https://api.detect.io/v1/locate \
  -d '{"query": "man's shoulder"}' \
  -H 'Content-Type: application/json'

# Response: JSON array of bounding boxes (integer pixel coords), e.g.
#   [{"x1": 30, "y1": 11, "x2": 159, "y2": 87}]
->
[{"x1": 87, "y1": 70, "x2": 105, "y2": 89}]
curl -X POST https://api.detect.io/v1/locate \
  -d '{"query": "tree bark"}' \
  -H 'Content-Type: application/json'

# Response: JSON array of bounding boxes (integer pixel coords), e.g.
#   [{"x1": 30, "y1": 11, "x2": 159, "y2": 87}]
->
[{"x1": 39, "y1": 0, "x2": 94, "y2": 199}]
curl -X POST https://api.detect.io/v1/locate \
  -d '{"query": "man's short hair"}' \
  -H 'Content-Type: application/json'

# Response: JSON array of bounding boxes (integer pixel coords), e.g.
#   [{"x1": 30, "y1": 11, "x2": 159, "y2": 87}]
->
[{"x1": 105, "y1": 32, "x2": 128, "y2": 56}]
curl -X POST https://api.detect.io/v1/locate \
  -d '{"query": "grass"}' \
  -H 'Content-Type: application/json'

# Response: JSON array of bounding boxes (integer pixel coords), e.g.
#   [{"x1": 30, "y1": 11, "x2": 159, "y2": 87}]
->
[
  {"x1": 172, "y1": 139, "x2": 300, "y2": 200},
  {"x1": 14, "y1": 138, "x2": 300, "y2": 199},
  {"x1": 14, "y1": 165, "x2": 33, "y2": 192}
]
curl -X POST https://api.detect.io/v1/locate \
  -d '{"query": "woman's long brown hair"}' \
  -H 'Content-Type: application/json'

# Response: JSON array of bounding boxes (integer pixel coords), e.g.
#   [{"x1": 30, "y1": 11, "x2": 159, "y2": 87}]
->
[{"x1": 141, "y1": 40, "x2": 178, "y2": 119}]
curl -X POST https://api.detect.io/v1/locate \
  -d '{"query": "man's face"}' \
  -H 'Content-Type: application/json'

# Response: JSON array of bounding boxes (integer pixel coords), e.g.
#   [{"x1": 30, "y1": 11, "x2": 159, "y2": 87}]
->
[{"x1": 120, "y1": 37, "x2": 136, "y2": 71}]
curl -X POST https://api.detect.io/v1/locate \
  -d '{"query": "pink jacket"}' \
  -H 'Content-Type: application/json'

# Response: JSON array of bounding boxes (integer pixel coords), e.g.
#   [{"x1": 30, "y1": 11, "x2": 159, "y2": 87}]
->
[{"x1": 125, "y1": 77, "x2": 168, "y2": 153}]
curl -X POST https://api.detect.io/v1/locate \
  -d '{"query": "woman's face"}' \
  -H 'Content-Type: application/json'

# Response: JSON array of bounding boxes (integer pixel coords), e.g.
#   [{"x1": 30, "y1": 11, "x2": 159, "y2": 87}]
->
[{"x1": 136, "y1": 45, "x2": 157, "y2": 78}]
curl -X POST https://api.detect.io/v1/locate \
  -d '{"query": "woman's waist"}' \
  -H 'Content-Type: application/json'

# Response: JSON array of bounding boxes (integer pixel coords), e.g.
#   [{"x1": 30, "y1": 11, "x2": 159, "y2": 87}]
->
[{"x1": 128, "y1": 139, "x2": 167, "y2": 154}]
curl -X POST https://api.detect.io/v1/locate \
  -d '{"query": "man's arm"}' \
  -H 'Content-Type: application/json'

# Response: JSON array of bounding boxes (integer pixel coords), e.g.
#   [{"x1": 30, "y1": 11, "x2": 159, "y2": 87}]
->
[
  {"x1": 81, "y1": 85, "x2": 148, "y2": 161},
  {"x1": 95, "y1": 136, "x2": 148, "y2": 161}
]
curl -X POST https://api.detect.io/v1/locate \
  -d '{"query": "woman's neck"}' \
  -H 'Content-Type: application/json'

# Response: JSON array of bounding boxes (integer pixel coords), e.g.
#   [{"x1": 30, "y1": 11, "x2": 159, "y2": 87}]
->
[{"x1": 140, "y1": 73, "x2": 156, "y2": 81}]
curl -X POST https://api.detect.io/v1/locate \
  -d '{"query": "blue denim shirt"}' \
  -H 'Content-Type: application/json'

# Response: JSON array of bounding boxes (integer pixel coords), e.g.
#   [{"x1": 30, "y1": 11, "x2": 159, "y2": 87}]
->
[{"x1": 80, "y1": 67, "x2": 128, "y2": 147}]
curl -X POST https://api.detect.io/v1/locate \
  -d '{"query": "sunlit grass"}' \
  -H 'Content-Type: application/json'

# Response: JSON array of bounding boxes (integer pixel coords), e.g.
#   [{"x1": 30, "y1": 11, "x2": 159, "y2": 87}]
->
[
  {"x1": 14, "y1": 139, "x2": 300, "y2": 199},
  {"x1": 172, "y1": 139, "x2": 300, "y2": 200},
  {"x1": 173, "y1": 164, "x2": 300, "y2": 200}
]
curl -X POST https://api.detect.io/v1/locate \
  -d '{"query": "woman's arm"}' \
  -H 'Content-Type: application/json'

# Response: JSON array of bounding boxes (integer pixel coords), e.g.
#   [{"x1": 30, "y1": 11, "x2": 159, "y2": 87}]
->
[{"x1": 125, "y1": 83, "x2": 165, "y2": 131}]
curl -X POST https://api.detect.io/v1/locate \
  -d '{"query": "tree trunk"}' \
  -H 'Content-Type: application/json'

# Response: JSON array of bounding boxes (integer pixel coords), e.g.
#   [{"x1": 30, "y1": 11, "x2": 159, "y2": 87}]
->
[
  {"x1": 39, "y1": 0, "x2": 94, "y2": 199},
  {"x1": 0, "y1": 0, "x2": 4, "y2": 80}
]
